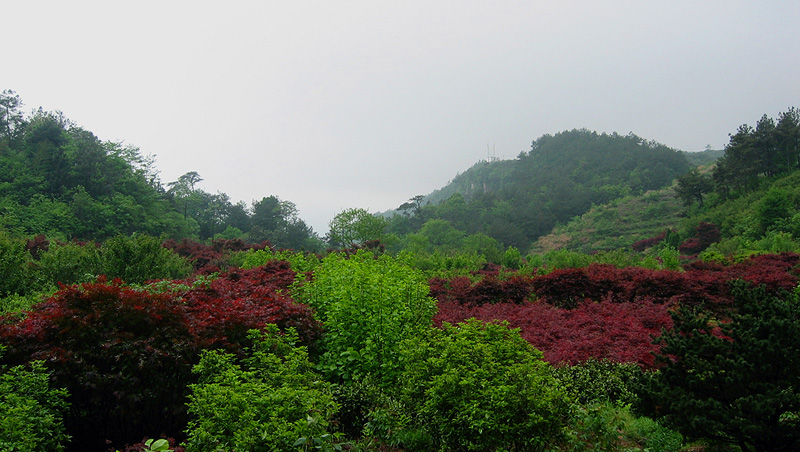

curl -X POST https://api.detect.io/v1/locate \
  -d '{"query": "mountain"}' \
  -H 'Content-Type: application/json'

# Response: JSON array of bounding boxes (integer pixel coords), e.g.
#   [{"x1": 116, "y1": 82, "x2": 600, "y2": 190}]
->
[{"x1": 388, "y1": 129, "x2": 691, "y2": 250}]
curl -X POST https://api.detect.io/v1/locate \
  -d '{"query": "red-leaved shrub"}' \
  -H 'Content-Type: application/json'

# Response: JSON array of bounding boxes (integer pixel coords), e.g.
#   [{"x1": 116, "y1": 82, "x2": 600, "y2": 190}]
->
[{"x1": 0, "y1": 261, "x2": 321, "y2": 452}]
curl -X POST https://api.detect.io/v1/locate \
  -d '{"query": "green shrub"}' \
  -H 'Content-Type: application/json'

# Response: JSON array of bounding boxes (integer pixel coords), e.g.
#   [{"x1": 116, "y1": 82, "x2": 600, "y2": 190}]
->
[
  {"x1": 562, "y1": 402, "x2": 629, "y2": 452},
  {"x1": 623, "y1": 415, "x2": 684, "y2": 452},
  {"x1": 0, "y1": 231, "x2": 29, "y2": 297},
  {"x1": 100, "y1": 233, "x2": 191, "y2": 284},
  {"x1": 36, "y1": 240, "x2": 101, "y2": 286},
  {"x1": 241, "y1": 248, "x2": 321, "y2": 275},
  {"x1": 295, "y1": 251, "x2": 437, "y2": 386},
  {"x1": 501, "y1": 246, "x2": 522, "y2": 269},
  {"x1": 0, "y1": 357, "x2": 70, "y2": 452},
  {"x1": 552, "y1": 359, "x2": 642, "y2": 407},
  {"x1": 399, "y1": 319, "x2": 572, "y2": 452},
  {"x1": 184, "y1": 326, "x2": 338, "y2": 452},
  {"x1": 0, "y1": 292, "x2": 49, "y2": 315}
]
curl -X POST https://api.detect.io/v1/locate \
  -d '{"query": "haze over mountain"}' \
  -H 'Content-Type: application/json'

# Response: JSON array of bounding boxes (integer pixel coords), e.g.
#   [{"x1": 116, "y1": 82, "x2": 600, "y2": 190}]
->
[{"x1": 5, "y1": 2, "x2": 799, "y2": 232}]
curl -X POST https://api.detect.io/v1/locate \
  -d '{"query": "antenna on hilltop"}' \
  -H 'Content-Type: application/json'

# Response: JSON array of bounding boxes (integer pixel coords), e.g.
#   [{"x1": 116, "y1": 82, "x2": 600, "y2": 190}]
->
[{"x1": 487, "y1": 143, "x2": 498, "y2": 162}]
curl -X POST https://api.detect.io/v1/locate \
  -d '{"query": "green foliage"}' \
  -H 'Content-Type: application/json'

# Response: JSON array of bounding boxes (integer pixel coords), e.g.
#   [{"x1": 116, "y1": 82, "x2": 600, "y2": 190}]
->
[
  {"x1": 533, "y1": 188, "x2": 687, "y2": 255},
  {"x1": 623, "y1": 415, "x2": 684, "y2": 452},
  {"x1": 562, "y1": 403, "x2": 684, "y2": 452},
  {"x1": 656, "y1": 246, "x2": 682, "y2": 270},
  {"x1": 0, "y1": 230, "x2": 29, "y2": 297},
  {"x1": 756, "y1": 187, "x2": 792, "y2": 235},
  {"x1": 642, "y1": 282, "x2": 800, "y2": 451},
  {"x1": 552, "y1": 359, "x2": 642, "y2": 407},
  {"x1": 184, "y1": 326, "x2": 338, "y2": 452},
  {"x1": 540, "y1": 248, "x2": 594, "y2": 270},
  {"x1": 675, "y1": 168, "x2": 713, "y2": 206},
  {"x1": 561, "y1": 402, "x2": 629, "y2": 452},
  {"x1": 501, "y1": 246, "x2": 522, "y2": 269},
  {"x1": 395, "y1": 249, "x2": 486, "y2": 279},
  {"x1": 327, "y1": 208, "x2": 387, "y2": 248},
  {"x1": 398, "y1": 319, "x2": 571, "y2": 451},
  {"x1": 241, "y1": 248, "x2": 321, "y2": 275},
  {"x1": 0, "y1": 292, "x2": 49, "y2": 315},
  {"x1": 36, "y1": 240, "x2": 102, "y2": 286},
  {"x1": 0, "y1": 358, "x2": 70, "y2": 452},
  {"x1": 99, "y1": 233, "x2": 191, "y2": 284},
  {"x1": 295, "y1": 251, "x2": 437, "y2": 386}
]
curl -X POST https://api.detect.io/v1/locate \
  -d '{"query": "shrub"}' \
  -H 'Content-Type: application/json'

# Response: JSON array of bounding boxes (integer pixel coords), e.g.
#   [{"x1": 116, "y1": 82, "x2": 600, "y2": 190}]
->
[
  {"x1": 100, "y1": 233, "x2": 191, "y2": 284},
  {"x1": 163, "y1": 238, "x2": 268, "y2": 274},
  {"x1": 642, "y1": 281, "x2": 800, "y2": 451},
  {"x1": 399, "y1": 319, "x2": 571, "y2": 451},
  {"x1": 184, "y1": 327, "x2": 338, "y2": 452},
  {"x1": 501, "y1": 246, "x2": 523, "y2": 269},
  {"x1": 0, "y1": 358, "x2": 70, "y2": 452},
  {"x1": 0, "y1": 266, "x2": 322, "y2": 451},
  {"x1": 295, "y1": 251, "x2": 437, "y2": 386},
  {"x1": 552, "y1": 359, "x2": 642, "y2": 406},
  {"x1": 0, "y1": 231, "x2": 30, "y2": 297},
  {"x1": 183, "y1": 262, "x2": 322, "y2": 349},
  {"x1": 0, "y1": 281, "x2": 197, "y2": 451},
  {"x1": 435, "y1": 299, "x2": 672, "y2": 368},
  {"x1": 36, "y1": 240, "x2": 101, "y2": 286}
]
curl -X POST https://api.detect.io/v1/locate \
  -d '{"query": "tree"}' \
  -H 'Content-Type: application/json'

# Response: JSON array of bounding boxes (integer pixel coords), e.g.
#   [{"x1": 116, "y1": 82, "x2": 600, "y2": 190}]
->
[
  {"x1": 0, "y1": 90, "x2": 25, "y2": 145},
  {"x1": 674, "y1": 168, "x2": 714, "y2": 206},
  {"x1": 642, "y1": 281, "x2": 800, "y2": 452},
  {"x1": 167, "y1": 171, "x2": 204, "y2": 219},
  {"x1": 249, "y1": 196, "x2": 321, "y2": 250},
  {"x1": 776, "y1": 108, "x2": 800, "y2": 172},
  {"x1": 326, "y1": 208, "x2": 387, "y2": 248},
  {"x1": 397, "y1": 194, "x2": 426, "y2": 217}
]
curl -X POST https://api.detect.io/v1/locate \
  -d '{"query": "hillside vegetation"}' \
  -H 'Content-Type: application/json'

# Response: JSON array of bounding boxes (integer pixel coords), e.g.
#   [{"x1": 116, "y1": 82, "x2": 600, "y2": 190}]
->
[
  {"x1": 387, "y1": 129, "x2": 690, "y2": 251},
  {"x1": 2, "y1": 91, "x2": 800, "y2": 452}
]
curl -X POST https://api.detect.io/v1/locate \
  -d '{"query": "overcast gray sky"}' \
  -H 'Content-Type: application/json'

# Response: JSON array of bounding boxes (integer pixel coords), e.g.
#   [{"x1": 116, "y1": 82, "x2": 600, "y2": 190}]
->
[{"x1": 6, "y1": 1, "x2": 800, "y2": 233}]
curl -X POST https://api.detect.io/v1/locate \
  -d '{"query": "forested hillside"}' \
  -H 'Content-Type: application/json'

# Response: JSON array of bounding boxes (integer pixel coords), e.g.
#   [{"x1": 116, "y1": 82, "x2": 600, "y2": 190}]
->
[
  {"x1": 0, "y1": 91, "x2": 322, "y2": 250},
  {"x1": 532, "y1": 108, "x2": 800, "y2": 259},
  {"x1": 386, "y1": 129, "x2": 690, "y2": 251}
]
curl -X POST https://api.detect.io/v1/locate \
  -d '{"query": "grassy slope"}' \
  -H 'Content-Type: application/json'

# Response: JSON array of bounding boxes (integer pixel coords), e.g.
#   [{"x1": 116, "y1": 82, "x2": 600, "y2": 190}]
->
[{"x1": 531, "y1": 186, "x2": 685, "y2": 254}]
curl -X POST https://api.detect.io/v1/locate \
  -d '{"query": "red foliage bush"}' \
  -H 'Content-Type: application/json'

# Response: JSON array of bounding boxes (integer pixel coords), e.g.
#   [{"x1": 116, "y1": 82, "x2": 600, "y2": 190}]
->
[
  {"x1": 678, "y1": 238, "x2": 704, "y2": 255},
  {"x1": 0, "y1": 261, "x2": 321, "y2": 452},
  {"x1": 163, "y1": 238, "x2": 269, "y2": 274},
  {"x1": 435, "y1": 299, "x2": 671, "y2": 368},
  {"x1": 430, "y1": 252, "x2": 800, "y2": 368},
  {"x1": 25, "y1": 233, "x2": 50, "y2": 259},
  {"x1": 183, "y1": 261, "x2": 321, "y2": 348},
  {"x1": 428, "y1": 274, "x2": 534, "y2": 306},
  {"x1": 632, "y1": 230, "x2": 667, "y2": 252}
]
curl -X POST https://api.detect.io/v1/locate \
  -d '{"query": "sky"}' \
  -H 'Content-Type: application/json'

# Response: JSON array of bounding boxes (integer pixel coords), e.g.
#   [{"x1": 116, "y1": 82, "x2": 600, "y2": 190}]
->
[{"x1": 5, "y1": 1, "x2": 800, "y2": 234}]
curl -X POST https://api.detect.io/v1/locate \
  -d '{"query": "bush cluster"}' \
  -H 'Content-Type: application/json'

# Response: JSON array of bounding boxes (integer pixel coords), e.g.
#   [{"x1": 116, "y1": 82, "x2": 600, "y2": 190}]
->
[{"x1": 0, "y1": 261, "x2": 321, "y2": 451}]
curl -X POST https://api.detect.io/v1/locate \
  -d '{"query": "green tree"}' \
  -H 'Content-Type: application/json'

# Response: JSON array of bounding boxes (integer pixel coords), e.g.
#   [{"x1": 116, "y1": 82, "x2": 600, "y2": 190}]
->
[
  {"x1": 755, "y1": 188, "x2": 792, "y2": 236},
  {"x1": 0, "y1": 90, "x2": 25, "y2": 145},
  {"x1": 674, "y1": 168, "x2": 714, "y2": 206},
  {"x1": 0, "y1": 230, "x2": 30, "y2": 297},
  {"x1": 642, "y1": 282, "x2": 800, "y2": 452},
  {"x1": 419, "y1": 218, "x2": 464, "y2": 252},
  {"x1": 776, "y1": 107, "x2": 800, "y2": 173},
  {"x1": 326, "y1": 208, "x2": 387, "y2": 248}
]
